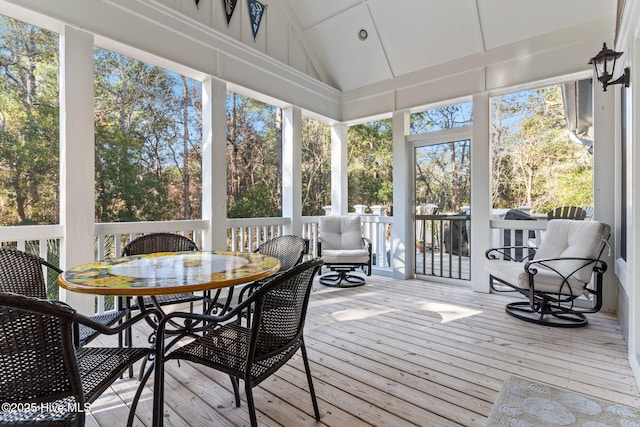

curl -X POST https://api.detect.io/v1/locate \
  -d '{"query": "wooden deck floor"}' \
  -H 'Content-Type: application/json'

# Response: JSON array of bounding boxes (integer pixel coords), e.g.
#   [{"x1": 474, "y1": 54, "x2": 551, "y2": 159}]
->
[{"x1": 87, "y1": 275, "x2": 640, "y2": 426}]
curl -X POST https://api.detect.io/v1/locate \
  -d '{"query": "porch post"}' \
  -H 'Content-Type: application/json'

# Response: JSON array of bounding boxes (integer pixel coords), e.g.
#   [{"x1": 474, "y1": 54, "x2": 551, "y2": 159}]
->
[
  {"x1": 58, "y1": 26, "x2": 95, "y2": 315},
  {"x1": 282, "y1": 106, "x2": 302, "y2": 235},
  {"x1": 470, "y1": 92, "x2": 491, "y2": 292},
  {"x1": 202, "y1": 77, "x2": 227, "y2": 250},
  {"x1": 593, "y1": 80, "x2": 617, "y2": 313},
  {"x1": 391, "y1": 110, "x2": 412, "y2": 279},
  {"x1": 331, "y1": 124, "x2": 348, "y2": 215}
]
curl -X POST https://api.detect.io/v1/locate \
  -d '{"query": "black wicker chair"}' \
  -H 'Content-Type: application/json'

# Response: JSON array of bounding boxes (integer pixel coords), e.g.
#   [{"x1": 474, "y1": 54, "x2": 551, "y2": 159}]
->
[
  {"x1": 145, "y1": 258, "x2": 323, "y2": 427},
  {"x1": 213, "y1": 235, "x2": 308, "y2": 314},
  {"x1": 0, "y1": 248, "x2": 127, "y2": 347},
  {"x1": 0, "y1": 292, "x2": 158, "y2": 426},
  {"x1": 121, "y1": 233, "x2": 203, "y2": 310},
  {"x1": 255, "y1": 235, "x2": 307, "y2": 270}
]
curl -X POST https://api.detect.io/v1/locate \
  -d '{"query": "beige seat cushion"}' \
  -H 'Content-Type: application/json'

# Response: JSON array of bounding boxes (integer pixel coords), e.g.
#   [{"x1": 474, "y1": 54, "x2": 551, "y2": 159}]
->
[{"x1": 321, "y1": 249, "x2": 370, "y2": 264}]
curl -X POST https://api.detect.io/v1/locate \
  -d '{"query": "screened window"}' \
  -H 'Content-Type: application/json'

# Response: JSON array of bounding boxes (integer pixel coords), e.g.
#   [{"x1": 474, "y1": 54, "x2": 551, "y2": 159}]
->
[
  {"x1": 347, "y1": 119, "x2": 393, "y2": 212},
  {"x1": 0, "y1": 15, "x2": 59, "y2": 226},
  {"x1": 489, "y1": 80, "x2": 593, "y2": 215},
  {"x1": 226, "y1": 92, "x2": 281, "y2": 218},
  {"x1": 94, "y1": 48, "x2": 202, "y2": 223},
  {"x1": 410, "y1": 101, "x2": 472, "y2": 134},
  {"x1": 301, "y1": 117, "x2": 331, "y2": 216}
]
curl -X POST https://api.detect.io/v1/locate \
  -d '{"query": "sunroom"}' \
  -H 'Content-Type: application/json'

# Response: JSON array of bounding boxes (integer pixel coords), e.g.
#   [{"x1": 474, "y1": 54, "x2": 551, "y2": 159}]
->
[{"x1": 1, "y1": 0, "x2": 639, "y2": 425}]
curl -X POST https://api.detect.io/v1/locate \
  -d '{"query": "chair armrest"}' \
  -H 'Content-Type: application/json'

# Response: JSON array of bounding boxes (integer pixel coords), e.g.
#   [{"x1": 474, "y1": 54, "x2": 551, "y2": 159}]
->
[
  {"x1": 485, "y1": 246, "x2": 536, "y2": 262},
  {"x1": 362, "y1": 237, "x2": 372, "y2": 252},
  {"x1": 156, "y1": 292, "x2": 257, "y2": 337},
  {"x1": 0, "y1": 292, "x2": 160, "y2": 339},
  {"x1": 524, "y1": 257, "x2": 607, "y2": 278},
  {"x1": 73, "y1": 308, "x2": 161, "y2": 336}
]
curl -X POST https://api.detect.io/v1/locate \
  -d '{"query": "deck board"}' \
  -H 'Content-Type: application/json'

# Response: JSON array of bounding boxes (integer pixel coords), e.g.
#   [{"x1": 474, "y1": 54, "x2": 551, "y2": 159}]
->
[{"x1": 87, "y1": 274, "x2": 640, "y2": 426}]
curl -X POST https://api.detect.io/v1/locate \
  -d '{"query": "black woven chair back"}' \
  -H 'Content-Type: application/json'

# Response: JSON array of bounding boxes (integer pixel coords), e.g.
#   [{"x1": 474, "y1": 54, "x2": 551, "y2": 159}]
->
[
  {"x1": 0, "y1": 249, "x2": 60, "y2": 298},
  {"x1": 122, "y1": 232, "x2": 199, "y2": 256},
  {"x1": 255, "y1": 235, "x2": 306, "y2": 271},
  {"x1": 0, "y1": 293, "x2": 83, "y2": 417},
  {"x1": 251, "y1": 258, "x2": 322, "y2": 358}
]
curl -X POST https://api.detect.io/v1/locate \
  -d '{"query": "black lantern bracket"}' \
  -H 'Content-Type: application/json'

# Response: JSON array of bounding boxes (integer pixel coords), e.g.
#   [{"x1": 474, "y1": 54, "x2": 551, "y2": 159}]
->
[{"x1": 589, "y1": 43, "x2": 630, "y2": 91}]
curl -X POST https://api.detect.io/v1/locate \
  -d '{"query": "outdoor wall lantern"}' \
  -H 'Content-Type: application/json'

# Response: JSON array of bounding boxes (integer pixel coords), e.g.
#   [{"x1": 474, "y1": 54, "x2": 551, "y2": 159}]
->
[{"x1": 589, "y1": 43, "x2": 630, "y2": 91}]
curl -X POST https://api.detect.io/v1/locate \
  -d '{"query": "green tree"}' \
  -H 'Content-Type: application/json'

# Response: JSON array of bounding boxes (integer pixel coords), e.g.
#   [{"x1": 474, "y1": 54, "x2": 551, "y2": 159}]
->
[
  {"x1": 0, "y1": 16, "x2": 59, "y2": 225},
  {"x1": 226, "y1": 93, "x2": 280, "y2": 218},
  {"x1": 491, "y1": 84, "x2": 593, "y2": 213},
  {"x1": 94, "y1": 49, "x2": 202, "y2": 222},
  {"x1": 347, "y1": 120, "x2": 393, "y2": 211},
  {"x1": 301, "y1": 117, "x2": 331, "y2": 215}
]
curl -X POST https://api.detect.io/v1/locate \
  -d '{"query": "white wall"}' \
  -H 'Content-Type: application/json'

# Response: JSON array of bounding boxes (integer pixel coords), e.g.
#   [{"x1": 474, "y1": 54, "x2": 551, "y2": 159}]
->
[{"x1": 616, "y1": 0, "x2": 640, "y2": 391}]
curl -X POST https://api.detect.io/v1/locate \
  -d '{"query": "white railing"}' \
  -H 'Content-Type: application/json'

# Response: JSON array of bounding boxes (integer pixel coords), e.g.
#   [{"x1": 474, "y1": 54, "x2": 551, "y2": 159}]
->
[
  {"x1": 95, "y1": 219, "x2": 208, "y2": 260},
  {"x1": 489, "y1": 218, "x2": 548, "y2": 259},
  {"x1": 0, "y1": 224, "x2": 64, "y2": 300},
  {"x1": 226, "y1": 217, "x2": 289, "y2": 252},
  {"x1": 0, "y1": 224, "x2": 64, "y2": 254},
  {"x1": 361, "y1": 214, "x2": 393, "y2": 271},
  {"x1": 0, "y1": 214, "x2": 395, "y2": 315}
]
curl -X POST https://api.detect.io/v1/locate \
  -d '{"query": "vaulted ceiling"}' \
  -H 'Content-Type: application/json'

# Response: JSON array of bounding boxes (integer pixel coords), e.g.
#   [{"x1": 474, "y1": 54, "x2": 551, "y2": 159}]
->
[{"x1": 284, "y1": 0, "x2": 617, "y2": 92}]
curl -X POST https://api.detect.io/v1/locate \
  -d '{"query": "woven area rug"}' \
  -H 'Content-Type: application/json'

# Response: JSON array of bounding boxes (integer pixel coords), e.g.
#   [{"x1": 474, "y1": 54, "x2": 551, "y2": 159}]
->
[{"x1": 486, "y1": 375, "x2": 640, "y2": 426}]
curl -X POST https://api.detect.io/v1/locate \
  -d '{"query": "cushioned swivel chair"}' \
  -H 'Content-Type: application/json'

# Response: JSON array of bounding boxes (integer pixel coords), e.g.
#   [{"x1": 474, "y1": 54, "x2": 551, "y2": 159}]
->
[
  {"x1": 485, "y1": 219, "x2": 610, "y2": 327},
  {"x1": 317, "y1": 215, "x2": 372, "y2": 287}
]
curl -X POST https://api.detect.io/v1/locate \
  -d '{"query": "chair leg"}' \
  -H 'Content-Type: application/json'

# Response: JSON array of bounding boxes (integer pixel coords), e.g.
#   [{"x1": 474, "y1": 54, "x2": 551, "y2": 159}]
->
[
  {"x1": 301, "y1": 341, "x2": 320, "y2": 420},
  {"x1": 128, "y1": 360, "x2": 156, "y2": 426},
  {"x1": 230, "y1": 375, "x2": 241, "y2": 407},
  {"x1": 245, "y1": 382, "x2": 258, "y2": 427}
]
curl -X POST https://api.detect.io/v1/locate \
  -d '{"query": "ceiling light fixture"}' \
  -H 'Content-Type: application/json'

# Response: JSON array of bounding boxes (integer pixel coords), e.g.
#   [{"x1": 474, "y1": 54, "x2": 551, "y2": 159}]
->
[
  {"x1": 357, "y1": 28, "x2": 368, "y2": 41},
  {"x1": 588, "y1": 43, "x2": 630, "y2": 91}
]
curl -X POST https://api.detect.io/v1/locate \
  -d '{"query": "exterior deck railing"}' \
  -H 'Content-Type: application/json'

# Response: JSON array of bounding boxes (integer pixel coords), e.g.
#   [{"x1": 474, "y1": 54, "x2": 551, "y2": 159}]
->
[
  {"x1": 0, "y1": 214, "x2": 548, "y2": 315},
  {"x1": 415, "y1": 214, "x2": 471, "y2": 280}
]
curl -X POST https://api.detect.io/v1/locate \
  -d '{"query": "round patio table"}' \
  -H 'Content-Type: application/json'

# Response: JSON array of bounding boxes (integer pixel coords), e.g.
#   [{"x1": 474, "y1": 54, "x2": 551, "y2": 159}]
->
[{"x1": 57, "y1": 250, "x2": 281, "y2": 297}]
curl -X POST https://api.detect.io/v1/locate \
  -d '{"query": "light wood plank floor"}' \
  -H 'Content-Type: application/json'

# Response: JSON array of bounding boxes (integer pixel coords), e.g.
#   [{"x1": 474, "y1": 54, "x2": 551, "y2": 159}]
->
[{"x1": 87, "y1": 275, "x2": 640, "y2": 426}]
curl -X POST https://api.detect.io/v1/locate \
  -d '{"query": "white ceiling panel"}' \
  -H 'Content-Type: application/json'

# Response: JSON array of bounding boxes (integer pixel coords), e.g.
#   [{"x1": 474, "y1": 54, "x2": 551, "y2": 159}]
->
[
  {"x1": 303, "y1": 4, "x2": 394, "y2": 90},
  {"x1": 287, "y1": 0, "x2": 362, "y2": 30},
  {"x1": 477, "y1": 0, "x2": 616, "y2": 50},
  {"x1": 369, "y1": 0, "x2": 484, "y2": 77}
]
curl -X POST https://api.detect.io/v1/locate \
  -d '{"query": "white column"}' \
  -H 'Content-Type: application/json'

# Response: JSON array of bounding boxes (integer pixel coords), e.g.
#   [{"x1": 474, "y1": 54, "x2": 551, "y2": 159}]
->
[
  {"x1": 471, "y1": 92, "x2": 492, "y2": 292},
  {"x1": 630, "y1": 37, "x2": 640, "y2": 389},
  {"x1": 391, "y1": 110, "x2": 412, "y2": 279},
  {"x1": 593, "y1": 81, "x2": 617, "y2": 313},
  {"x1": 331, "y1": 124, "x2": 348, "y2": 215},
  {"x1": 202, "y1": 77, "x2": 228, "y2": 250},
  {"x1": 59, "y1": 26, "x2": 95, "y2": 315},
  {"x1": 282, "y1": 106, "x2": 302, "y2": 235}
]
